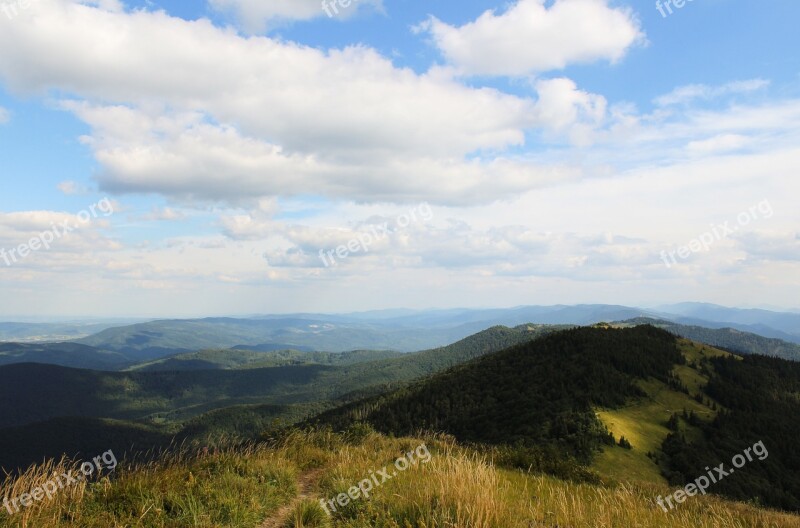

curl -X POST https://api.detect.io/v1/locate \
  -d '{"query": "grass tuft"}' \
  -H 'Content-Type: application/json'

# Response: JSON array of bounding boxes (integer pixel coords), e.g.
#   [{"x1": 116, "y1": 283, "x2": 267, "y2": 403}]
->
[{"x1": 284, "y1": 500, "x2": 331, "y2": 528}]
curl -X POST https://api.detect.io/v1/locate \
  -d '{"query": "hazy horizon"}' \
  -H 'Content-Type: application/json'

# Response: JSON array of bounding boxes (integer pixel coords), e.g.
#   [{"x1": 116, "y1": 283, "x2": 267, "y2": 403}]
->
[{"x1": 2, "y1": 301, "x2": 800, "y2": 323}]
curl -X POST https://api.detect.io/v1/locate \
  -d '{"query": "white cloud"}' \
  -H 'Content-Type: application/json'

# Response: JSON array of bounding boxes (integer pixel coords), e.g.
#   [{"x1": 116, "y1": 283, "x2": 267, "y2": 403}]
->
[
  {"x1": 223, "y1": 203, "x2": 652, "y2": 277},
  {"x1": 416, "y1": 0, "x2": 643, "y2": 76},
  {"x1": 3, "y1": 139, "x2": 799, "y2": 313},
  {"x1": 545, "y1": 91, "x2": 800, "y2": 167},
  {"x1": 57, "y1": 181, "x2": 79, "y2": 195},
  {"x1": 733, "y1": 232, "x2": 800, "y2": 262},
  {"x1": 0, "y1": 2, "x2": 530, "y2": 156},
  {"x1": 687, "y1": 134, "x2": 749, "y2": 155},
  {"x1": 209, "y1": 0, "x2": 382, "y2": 32},
  {"x1": 654, "y1": 79, "x2": 770, "y2": 107},
  {"x1": 76, "y1": 0, "x2": 124, "y2": 11},
  {"x1": 1, "y1": 2, "x2": 799, "y2": 315},
  {"x1": 533, "y1": 78, "x2": 607, "y2": 145},
  {"x1": 0, "y1": 1, "x2": 591, "y2": 205},
  {"x1": 57, "y1": 180, "x2": 92, "y2": 195},
  {"x1": 0, "y1": 209, "x2": 119, "y2": 269},
  {"x1": 60, "y1": 98, "x2": 577, "y2": 206},
  {"x1": 0, "y1": 106, "x2": 8, "y2": 123},
  {"x1": 134, "y1": 207, "x2": 186, "y2": 222}
]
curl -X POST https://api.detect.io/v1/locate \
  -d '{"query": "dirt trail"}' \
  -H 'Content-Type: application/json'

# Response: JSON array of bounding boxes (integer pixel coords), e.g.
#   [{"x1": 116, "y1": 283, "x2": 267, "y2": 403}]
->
[{"x1": 260, "y1": 468, "x2": 324, "y2": 528}]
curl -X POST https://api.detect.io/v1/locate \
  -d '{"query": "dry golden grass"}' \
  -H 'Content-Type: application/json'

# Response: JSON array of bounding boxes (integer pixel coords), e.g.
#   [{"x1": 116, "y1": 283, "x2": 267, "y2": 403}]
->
[
  {"x1": 1, "y1": 429, "x2": 799, "y2": 528},
  {"x1": 0, "y1": 443, "x2": 296, "y2": 528},
  {"x1": 520, "y1": 473, "x2": 800, "y2": 528}
]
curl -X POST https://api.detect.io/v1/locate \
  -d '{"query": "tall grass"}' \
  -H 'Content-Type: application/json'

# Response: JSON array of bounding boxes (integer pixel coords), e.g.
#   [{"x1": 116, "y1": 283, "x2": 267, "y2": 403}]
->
[
  {"x1": 0, "y1": 443, "x2": 296, "y2": 528},
  {"x1": 1, "y1": 428, "x2": 798, "y2": 527}
]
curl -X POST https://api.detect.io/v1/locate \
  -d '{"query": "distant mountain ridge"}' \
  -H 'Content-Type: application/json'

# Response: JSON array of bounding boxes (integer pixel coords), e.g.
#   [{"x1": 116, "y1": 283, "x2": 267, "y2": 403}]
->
[
  {"x1": 617, "y1": 318, "x2": 800, "y2": 361},
  {"x1": 68, "y1": 303, "x2": 799, "y2": 357},
  {"x1": 1, "y1": 303, "x2": 798, "y2": 371},
  {"x1": 0, "y1": 342, "x2": 130, "y2": 370},
  {"x1": 0, "y1": 321, "x2": 141, "y2": 343},
  {"x1": 70, "y1": 305, "x2": 651, "y2": 354},
  {"x1": 656, "y1": 302, "x2": 800, "y2": 342}
]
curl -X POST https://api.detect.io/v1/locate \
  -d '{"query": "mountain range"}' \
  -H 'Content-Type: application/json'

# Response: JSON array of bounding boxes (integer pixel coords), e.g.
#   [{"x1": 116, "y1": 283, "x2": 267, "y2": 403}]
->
[{"x1": 2, "y1": 316, "x2": 800, "y2": 522}]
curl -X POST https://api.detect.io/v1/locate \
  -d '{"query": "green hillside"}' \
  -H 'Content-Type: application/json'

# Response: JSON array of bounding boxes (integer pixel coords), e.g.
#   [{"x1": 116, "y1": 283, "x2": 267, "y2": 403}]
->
[
  {"x1": 0, "y1": 325, "x2": 553, "y2": 469},
  {"x1": 0, "y1": 403, "x2": 322, "y2": 472},
  {"x1": 126, "y1": 348, "x2": 404, "y2": 372},
  {"x1": 0, "y1": 342, "x2": 130, "y2": 370},
  {"x1": 313, "y1": 325, "x2": 800, "y2": 511},
  {"x1": 75, "y1": 317, "x2": 503, "y2": 354},
  {"x1": 314, "y1": 326, "x2": 682, "y2": 462},
  {"x1": 0, "y1": 325, "x2": 554, "y2": 429},
  {"x1": 594, "y1": 340, "x2": 730, "y2": 484},
  {"x1": 7, "y1": 323, "x2": 798, "y2": 514},
  {"x1": 2, "y1": 325, "x2": 800, "y2": 525},
  {"x1": 0, "y1": 417, "x2": 173, "y2": 472},
  {"x1": 661, "y1": 352, "x2": 800, "y2": 510},
  {"x1": 0, "y1": 362, "x2": 340, "y2": 429},
  {"x1": 619, "y1": 317, "x2": 800, "y2": 361}
]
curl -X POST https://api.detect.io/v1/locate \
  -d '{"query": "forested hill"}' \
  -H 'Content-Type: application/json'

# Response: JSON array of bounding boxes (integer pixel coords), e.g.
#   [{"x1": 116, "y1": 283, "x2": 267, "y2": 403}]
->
[
  {"x1": 619, "y1": 317, "x2": 800, "y2": 361},
  {"x1": 661, "y1": 353, "x2": 800, "y2": 511},
  {"x1": 313, "y1": 325, "x2": 684, "y2": 462},
  {"x1": 314, "y1": 324, "x2": 800, "y2": 512}
]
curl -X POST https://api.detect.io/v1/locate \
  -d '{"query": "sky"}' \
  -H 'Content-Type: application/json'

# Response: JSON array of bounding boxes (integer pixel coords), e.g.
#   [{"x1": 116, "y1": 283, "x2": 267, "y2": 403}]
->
[{"x1": 0, "y1": 0, "x2": 798, "y2": 318}]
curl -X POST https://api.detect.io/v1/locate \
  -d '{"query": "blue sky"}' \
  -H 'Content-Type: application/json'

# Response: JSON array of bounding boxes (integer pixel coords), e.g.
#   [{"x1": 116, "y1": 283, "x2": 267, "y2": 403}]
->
[{"x1": 0, "y1": 0, "x2": 798, "y2": 317}]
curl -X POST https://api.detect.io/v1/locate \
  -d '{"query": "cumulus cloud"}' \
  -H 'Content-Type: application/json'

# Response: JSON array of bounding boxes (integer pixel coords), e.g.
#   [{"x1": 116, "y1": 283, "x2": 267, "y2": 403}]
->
[
  {"x1": 0, "y1": 209, "x2": 119, "y2": 269},
  {"x1": 416, "y1": 0, "x2": 643, "y2": 76},
  {"x1": 62, "y1": 101, "x2": 579, "y2": 205},
  {"x1": 0, "y1": 2, "x2": 531, "y2": 159},
  {"x1": 260, "y1": 220, "x2": 662, "y2": 281},
  {"x1": 533, "y1": 78, "x2": 607, "y2": 145},
  {"x1": 221, "y1": 201, "x2": 656, "y2": 278},
  {"x1": 0, "y1": 1, "x2": 596, "y2": 205}
]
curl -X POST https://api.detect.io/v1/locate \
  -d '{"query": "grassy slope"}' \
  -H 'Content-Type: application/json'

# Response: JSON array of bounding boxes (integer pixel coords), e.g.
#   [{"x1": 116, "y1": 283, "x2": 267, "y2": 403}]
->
[
  {"x1": 593, "y1": 339, "x2": 732, "y2": 484},
  {"x1": 2, "y1": 429, "x2": 798, "y2": 528}
]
